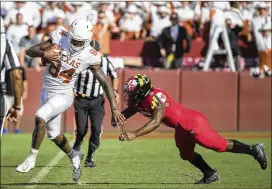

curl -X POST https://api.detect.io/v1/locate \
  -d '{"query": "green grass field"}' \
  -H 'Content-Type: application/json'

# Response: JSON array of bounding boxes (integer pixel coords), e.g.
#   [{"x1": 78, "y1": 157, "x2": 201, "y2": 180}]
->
[{"x1": 1, "y1": 133, "x2": 271, "y2": 189}]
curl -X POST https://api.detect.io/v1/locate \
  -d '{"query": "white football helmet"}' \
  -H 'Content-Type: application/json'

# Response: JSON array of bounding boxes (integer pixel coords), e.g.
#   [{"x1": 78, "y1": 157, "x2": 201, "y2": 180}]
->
[{"x1": 68, "y1": 17, "x2": 93, "y2": 52}]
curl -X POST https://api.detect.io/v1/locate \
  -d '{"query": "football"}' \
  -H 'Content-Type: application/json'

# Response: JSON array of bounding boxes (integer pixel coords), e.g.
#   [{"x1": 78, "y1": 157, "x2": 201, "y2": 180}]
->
[{"x1": 41, "y1": 43, "x2": 60, "y2": 66}]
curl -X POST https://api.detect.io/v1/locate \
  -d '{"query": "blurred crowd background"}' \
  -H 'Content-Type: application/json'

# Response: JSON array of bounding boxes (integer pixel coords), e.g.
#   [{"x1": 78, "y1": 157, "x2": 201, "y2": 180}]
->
[
  {"x1": 0, "y1": 1, "x2": 271, "y2": 72},
  {"x1": 1, "y1": 1, "x2": 271, "y2": 134}
]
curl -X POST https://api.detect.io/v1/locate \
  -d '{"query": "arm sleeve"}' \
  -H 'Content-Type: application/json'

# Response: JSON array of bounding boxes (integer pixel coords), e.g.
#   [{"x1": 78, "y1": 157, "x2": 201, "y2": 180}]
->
[{"x1": 4, "y1": 39, "x2": 20, "y2": 70}]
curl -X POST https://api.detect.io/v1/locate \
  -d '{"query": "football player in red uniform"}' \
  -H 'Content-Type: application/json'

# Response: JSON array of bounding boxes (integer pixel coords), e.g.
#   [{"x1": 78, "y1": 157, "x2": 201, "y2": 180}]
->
[{"x1": 117, "y1": 74, "x2": 268, "y2": 184}]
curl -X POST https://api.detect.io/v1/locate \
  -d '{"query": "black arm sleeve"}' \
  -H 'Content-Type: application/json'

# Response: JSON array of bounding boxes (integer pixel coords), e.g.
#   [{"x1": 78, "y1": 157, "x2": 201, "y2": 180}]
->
[{"x1": 122, "y1": 107, "x2": 138, "y2": 119}]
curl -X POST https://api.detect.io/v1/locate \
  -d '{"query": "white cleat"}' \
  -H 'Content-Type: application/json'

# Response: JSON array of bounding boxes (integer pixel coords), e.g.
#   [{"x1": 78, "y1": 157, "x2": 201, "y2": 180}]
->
[{"x1": 16, "y1": 156, "x2": 36, "y2": 173}]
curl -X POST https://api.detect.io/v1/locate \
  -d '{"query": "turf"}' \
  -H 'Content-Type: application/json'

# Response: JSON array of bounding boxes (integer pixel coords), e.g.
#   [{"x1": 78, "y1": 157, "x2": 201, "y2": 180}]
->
[{"x1": 1, "y1": 133, "x2": 271, "y2": 189}]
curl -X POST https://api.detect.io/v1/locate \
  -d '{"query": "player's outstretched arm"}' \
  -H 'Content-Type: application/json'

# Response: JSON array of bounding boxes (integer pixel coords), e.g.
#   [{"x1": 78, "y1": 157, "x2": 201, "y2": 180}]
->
[
  {"x1": 112, "y1": 107, "x2": 137, "y2": 127},
  {"x1": 90, "y1": 65, "x2": 126, "y2": 127},
  {"x1": 26, "y1": 39, "x2": 52, "y2": 58},
  {"x1": 26, "y1": 39, "x2": 59, "y2": 63},
  {"x1": 122, "y1": 107, "x2": 138, "y2": 120},
  {"x1": 119, "y1": 105, "x2": 165, "y2": 141}
]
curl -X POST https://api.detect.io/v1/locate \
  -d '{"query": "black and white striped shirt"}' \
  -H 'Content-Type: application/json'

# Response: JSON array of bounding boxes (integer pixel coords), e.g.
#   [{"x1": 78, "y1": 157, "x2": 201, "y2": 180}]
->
[
  {"x1": 74, "y1": 57, "x2": 117, "y2": 98},
  {"x1": 1, "y1": 35, "x2": 20, "y2": 83}
]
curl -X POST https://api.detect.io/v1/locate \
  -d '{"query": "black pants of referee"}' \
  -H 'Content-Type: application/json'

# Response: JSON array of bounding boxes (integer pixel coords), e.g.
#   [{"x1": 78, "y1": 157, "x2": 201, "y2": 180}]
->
[{"x1": 73, "y1": 95, "x2": 105, "y2": 161}]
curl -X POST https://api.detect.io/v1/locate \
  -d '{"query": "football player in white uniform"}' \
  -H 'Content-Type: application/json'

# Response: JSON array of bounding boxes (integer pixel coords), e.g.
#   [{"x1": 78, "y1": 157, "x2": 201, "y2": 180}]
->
[{"x1": 15, "y1": 18, "x2": 126, "y2": 182}]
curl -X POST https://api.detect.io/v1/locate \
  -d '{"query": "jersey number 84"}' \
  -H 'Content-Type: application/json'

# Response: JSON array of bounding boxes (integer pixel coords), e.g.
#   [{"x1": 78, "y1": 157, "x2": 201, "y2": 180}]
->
[{"x1": 48, "y1": 60, "x2": 76, "y2": 84}]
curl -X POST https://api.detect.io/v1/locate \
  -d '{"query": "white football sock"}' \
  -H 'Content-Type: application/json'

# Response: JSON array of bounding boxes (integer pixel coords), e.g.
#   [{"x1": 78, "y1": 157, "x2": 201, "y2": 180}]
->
[{"x1": 29, "y1": 148, "x2": 38, "y2": 159}]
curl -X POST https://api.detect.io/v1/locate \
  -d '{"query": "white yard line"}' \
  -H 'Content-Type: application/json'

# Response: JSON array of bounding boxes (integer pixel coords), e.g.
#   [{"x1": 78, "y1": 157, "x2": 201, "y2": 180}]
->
[{"x1": 27, "y1": 141, "x2": 74, "y2": 189}]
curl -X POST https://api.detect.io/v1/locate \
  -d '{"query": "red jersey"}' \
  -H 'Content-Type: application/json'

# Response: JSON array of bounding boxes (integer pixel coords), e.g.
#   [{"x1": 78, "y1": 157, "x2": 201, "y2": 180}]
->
[{"x1": 129, "y1": 88, "x2": 202, "y2": 131}]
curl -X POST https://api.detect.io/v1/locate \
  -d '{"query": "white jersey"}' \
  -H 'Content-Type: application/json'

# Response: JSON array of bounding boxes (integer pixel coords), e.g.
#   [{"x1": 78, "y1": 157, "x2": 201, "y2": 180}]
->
[{"x1": 42, "y1": 28, "x2": 101, "y2": 93}]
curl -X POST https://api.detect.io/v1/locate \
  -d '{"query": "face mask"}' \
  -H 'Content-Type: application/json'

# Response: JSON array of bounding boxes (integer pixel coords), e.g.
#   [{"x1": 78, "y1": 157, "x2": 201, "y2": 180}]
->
[{"x1": 68, "y1": 36, "x2": 89, "y2": 53}]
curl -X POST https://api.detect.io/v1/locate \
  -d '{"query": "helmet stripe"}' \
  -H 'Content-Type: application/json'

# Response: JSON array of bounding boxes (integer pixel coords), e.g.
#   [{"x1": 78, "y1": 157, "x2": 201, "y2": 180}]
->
[
  {"x1": 154, "y1": 95, "x2": 162, "y2": 104},
  {"x1": 139, "y1": 78, "x2": 144, "y2": 87}
]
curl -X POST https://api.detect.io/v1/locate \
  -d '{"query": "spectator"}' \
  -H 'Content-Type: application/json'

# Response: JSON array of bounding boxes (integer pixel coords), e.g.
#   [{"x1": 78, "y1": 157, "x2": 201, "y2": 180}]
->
[
  {"x1": 117, "y1": 2, "x2": 148, "y2": 20},
  {"x1": 157, "y1": 12, "x2": 191, "y2": 69},
  {"x1": 4, "y1": 2, "x2": 25, "y2": 27},
  {"x1": 6, "y1": 13, "x2": 28, "y2": 55},
  {"x1": 42, "y1": 2, "x2": 64, "y2": 28},
  {"x1": 172, "y1": 2, "x2": 182, "y2": 10},
  {"x1": 253, "y1": 2, "x2": 271, "y2": 31},
  {"x1": 176, "y1": 2, "x2": 197, "y2": 38},
  {"x1": 65, "y1": 2, "x2": 90, "y2": 26},
  {"x1": 240, "y1": 2, "x2": 253, "y2": 20},
  {"x1": 23, "y1": 2, "x2": 41, "y2": 28},
  {"x1": 251, "y1": 22, "x2": 272, "y2": 77},
  {"x1": 150, "y1": 2, "x2": 166, "y2": 12},
  {"x1": 1, "y1": 2, "x2": 14, "y2": 18},
  {"x1": 87, "y1": 10, "x2": 99, "y2": 26},
  {"x1": 55, "y1": 11, "x2": 67, "y2": 31},
  {"x1": 4, "y1": 2, "x2": 40, "y2": 28},
  {"x1": 199, "y1": 2, "x2": 212, "y2": 25},
  {"x1": 3, "y1": 66, "x2": 27, "y2": 134},
  {"x1": 258, "y1": 22, "x2": 271, "y2": 76},
  {"x1": 93, "y1": 11, "x2": 116, "y2": 57},
  {"x1": 18, "y1": 26, "x2": 41, "y2": 71},
  {"x1": 175, "y1": 2, "x2": 195, "y2": 22},
  {"x1": 98, "y1": 2, "x2": 115, "y2": 24},
  {"x1": 119, "y1": 4, "x2": 143, "y2": 41},
  {"x1": 148, "y1": 2, "x2": 166, "y2": 20},
  {"x1": 150, "y1": 6, "x2": 171, "y2": 38}
]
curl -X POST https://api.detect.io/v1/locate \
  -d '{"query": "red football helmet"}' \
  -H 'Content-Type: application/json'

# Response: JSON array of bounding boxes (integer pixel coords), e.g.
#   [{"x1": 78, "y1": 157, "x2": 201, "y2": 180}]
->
[{"x1": 124, "y1": 74, "x2": 152, "y2": 106}]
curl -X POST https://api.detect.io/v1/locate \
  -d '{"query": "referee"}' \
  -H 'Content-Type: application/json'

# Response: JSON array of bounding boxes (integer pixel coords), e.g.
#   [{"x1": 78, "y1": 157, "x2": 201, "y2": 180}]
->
[
  {"x1": 0, "y1": 34, "x2": 22, "y2": 138},
  {"x1": 73, "y1": 41, "x2": 119, "y2": 167}
]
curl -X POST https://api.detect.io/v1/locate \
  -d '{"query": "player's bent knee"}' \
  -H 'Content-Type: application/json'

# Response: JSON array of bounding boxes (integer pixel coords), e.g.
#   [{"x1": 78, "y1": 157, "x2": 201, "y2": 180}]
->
[
  {"x1": 47, "y1": 131, "x2": 60, "y2": 140},
  {"x1": 35, "y1": 116, "x2": 46, "y2": 129},
  {"x1": 179, "y1": 151, "x2": 194, "y2": 161},
  {"x1": 35, "y1": 110, "x2": 47, "y2": 122}
]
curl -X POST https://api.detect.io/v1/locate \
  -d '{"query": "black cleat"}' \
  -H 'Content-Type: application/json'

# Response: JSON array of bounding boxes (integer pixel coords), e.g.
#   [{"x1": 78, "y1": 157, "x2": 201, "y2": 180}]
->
[
  {"x1": 252, "y1": 143, "x2": 268, "y2": 170},
  {"x1": 85, "y1": 159, "x2": 96, "y2": 168},
  {"x1": 195, "y1": 170, "x2": 220, "y2": 184}
]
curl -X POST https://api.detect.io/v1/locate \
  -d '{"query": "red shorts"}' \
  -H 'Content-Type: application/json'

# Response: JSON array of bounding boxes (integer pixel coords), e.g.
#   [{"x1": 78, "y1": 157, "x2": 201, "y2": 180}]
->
[{"x1": 175, "y1": 114, "x2": 227, "y2": 161}]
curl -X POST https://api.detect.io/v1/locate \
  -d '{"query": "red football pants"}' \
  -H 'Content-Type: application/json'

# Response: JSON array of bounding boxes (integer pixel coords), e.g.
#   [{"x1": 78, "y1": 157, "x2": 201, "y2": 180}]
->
[{"x1": 175, "y1": 115, "x2": 227, "y2": 161}]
